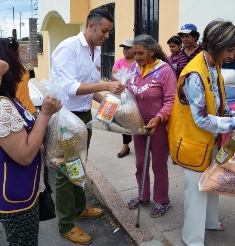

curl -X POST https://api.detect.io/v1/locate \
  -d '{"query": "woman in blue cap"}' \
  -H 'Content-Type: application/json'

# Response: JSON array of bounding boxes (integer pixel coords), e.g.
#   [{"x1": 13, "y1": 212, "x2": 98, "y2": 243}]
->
[{"x1": 176, "y1": 23, "x2": 203, "y2": 78}]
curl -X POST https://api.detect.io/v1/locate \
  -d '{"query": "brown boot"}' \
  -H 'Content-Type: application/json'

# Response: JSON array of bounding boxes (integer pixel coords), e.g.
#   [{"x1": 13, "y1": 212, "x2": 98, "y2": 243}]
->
[
  {"x1": 62, "y1": 225, "x2": 92, "y2": 244},
  {"x1": 77, "y1": 207, "x2": 103, "y2": 219}
]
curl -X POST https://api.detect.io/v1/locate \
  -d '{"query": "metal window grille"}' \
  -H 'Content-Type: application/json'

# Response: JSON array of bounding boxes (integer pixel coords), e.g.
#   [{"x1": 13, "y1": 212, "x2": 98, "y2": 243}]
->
[
  {"x1": 100, "y1": 3, "x2": 115, "y2": 81},
  {"x1": 134, "y1": 0, "x2": 159, "y2": 40},
  {"x1": 38, "y1": 34, "x2": 43, "y2": 54}
]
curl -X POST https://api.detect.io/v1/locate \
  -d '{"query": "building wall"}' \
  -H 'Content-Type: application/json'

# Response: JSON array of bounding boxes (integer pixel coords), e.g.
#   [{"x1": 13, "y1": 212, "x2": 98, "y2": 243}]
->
[
  {"x1": 34, "y1": 31, "x2": 49, "y2": 79},
  {"x1": 37, "y1": 0, "x2": 235, "y2": 79},
  {"x1": 19, "y1": 41, "x2": 30, "y2": 65},
  {"x1": 89, "y1": 0, "x2": 134, "y2": 61},
  {"x1": 159, "y1": 0, "x2": 179, "y2": 55},
  {"x1": 179, "y1": 0, "x2": 235, "y2": 43},
  {"x1": 70, "y1": 0, "x2": 89, "y2": 24}
]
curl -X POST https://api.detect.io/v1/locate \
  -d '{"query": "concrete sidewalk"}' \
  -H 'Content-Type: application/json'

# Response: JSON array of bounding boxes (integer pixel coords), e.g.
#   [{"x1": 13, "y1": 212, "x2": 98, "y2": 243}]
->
[{"x1": 87, "y1": 108, "x2": 235, "y2": 246}]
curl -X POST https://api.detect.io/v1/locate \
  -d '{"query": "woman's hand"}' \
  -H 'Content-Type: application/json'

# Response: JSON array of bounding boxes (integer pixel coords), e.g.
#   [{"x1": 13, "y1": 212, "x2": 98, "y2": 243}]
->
[
  {"x1": 40, "y1": 96, "x2": 62, "y2": 117},
  {"x1": 145, "y1": 116, "x2": 161, "y2": 135}
]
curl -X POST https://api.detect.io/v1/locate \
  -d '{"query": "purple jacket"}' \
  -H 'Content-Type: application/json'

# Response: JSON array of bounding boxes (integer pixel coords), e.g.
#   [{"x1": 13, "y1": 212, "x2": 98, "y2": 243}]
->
[
  {"x1": 128, "y1": 61, "x2": 177, "y2": 123},
  {"x1": 175, "y1": 44, "x2": 203, "y2": 78},
  {"x1": 0, "y1": 97, "x2": 41, "y2": 213}
]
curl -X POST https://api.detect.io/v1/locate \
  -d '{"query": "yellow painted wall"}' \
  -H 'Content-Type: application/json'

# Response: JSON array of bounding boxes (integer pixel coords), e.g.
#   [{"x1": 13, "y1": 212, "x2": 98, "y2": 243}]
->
[
  {"x1": 90, "y1": 0, "x2": 111, "y2": 8},
  {"x1": 36, "y1": 0, "x2": 179, "y2": 80},
  {"x1": 70, "y1": 0, "x2": 90, "y2": 24},
  {"x1": 34, "y1": 31, "x2": 49, "y2": 79},
  {"x1": 159, "y1": 0, "x2": 179, "y2": 56},
  {"x1": 114, "y1": 0, "x2": 134, "y2": 61},
  {"x1": 90, "y1": 0, "x2": 134, "y2": 62}
]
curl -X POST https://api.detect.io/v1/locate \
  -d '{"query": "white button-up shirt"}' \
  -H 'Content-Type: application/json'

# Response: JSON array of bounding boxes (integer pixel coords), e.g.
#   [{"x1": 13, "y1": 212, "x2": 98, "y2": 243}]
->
[{"x1": 51, "y1": 32, "x2": 101, "y2": 111}]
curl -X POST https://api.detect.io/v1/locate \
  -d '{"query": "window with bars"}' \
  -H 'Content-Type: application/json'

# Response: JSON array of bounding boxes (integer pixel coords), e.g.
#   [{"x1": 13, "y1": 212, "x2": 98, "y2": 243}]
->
[
  {"x1": 134, "y1": 0, "x2": 159, "y2": 41},
  {"x1": 100, "y1": 3, "x2": 115, "y2": 81}
]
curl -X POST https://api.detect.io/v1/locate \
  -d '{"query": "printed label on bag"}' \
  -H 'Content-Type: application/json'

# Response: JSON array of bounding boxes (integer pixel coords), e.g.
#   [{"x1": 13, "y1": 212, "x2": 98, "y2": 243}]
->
[
  {"x1": 96, "y1": 95, "x2": 120, "y2": 123},
  {"x1": 216, "y1": 148, "x2": 229, "y2": 164},
  {"x1": 66, "y1": 159, "x2": 84, "y2": 179}
]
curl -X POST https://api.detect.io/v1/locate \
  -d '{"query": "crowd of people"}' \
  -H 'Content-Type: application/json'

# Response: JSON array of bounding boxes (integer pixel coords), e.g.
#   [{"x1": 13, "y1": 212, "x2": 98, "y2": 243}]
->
[{"x1": 0, "y1": 6, "x2": 235, "y2": 246}]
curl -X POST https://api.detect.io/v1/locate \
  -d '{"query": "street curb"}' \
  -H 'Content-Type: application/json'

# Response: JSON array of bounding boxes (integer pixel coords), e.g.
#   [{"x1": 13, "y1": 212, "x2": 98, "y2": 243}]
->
[{"x1": 85, "y1": 160, "x2": 163, "y2": 246}]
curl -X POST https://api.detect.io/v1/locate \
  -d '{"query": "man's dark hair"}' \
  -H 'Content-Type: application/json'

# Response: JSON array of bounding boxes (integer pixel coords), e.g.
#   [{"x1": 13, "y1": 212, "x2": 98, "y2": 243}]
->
[{"x1": 86, "y1": 7, "x2": 114, "y2": 27}]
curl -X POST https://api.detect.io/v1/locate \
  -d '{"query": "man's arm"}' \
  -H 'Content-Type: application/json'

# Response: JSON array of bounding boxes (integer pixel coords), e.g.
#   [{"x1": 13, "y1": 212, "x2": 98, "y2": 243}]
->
[{"x1": 76, "y1": 81, "x2": 124, "y2": 95}]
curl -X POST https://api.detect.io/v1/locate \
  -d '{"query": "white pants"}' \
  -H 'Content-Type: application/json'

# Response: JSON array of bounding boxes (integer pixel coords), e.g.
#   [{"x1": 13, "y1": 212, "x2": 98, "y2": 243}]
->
[{"x1": 182, "y1": 145, "x2": 220, "y2": 246}]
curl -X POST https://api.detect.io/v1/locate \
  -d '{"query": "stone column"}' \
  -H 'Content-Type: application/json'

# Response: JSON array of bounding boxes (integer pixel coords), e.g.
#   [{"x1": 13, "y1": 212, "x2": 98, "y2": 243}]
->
[{"x1": 29, "y1": 18, "x2": 38, "y2": 68}]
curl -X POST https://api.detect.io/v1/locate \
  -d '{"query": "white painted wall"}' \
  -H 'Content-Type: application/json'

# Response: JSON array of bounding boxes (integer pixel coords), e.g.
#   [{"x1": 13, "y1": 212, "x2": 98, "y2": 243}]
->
[
  {"x1": 38, "y1": 0, "x2": 71, "y2": 30},
  {"x1": 179, "y1": 0, "x2": 235, "y2": 42}
]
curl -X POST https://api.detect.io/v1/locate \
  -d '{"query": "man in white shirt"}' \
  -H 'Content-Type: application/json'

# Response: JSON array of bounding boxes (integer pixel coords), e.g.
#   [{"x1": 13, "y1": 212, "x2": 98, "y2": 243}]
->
[{"x1": 51, "y1": 8, "x2": 125, "y2": 244}]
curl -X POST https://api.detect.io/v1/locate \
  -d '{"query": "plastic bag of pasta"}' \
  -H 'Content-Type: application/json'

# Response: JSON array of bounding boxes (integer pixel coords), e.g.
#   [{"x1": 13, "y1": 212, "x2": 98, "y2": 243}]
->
[
  {"x1": 86, "y1": 67, "x2": 145, "y2": 135},
  {"x1": 198, "y1": 158, "x2": 235, "y2": 197},
  {"x1": 42, "y1": 76, "x2": 88, "y2": 187}
]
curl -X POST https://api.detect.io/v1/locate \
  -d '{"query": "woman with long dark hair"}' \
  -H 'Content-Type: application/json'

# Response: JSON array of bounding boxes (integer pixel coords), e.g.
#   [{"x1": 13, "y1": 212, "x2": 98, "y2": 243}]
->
[{"x1": 0, "y1": 37, "x2": 61, "y2": 245}]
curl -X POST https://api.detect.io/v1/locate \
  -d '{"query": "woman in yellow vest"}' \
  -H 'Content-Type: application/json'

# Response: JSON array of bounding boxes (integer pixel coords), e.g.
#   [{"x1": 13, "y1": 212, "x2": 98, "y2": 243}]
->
[
  {"x1": 16, "y1": 66, "x2": 36, "y2": 115},
  {"x1": 168, "y1": 20, "x2": 235, "y2": 246}
]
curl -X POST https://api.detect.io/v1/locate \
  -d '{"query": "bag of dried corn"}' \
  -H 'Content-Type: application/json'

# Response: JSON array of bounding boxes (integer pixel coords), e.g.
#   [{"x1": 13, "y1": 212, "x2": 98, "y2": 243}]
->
[{"x1": 86, "y1": 67, "x2": 145, "y2": 135}]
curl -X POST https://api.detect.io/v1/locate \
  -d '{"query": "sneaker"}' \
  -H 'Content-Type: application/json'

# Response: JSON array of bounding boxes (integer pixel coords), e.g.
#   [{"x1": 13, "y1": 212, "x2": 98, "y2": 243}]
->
[
  {"x1": 150, "y1": 201, "x2": 170, "y2": 218},
  {"x1": 62, "y1": 225, "x2": 92, "y2": 244},
  {"x1": 77, "y1": 207, "x2": 103, "y2": 219},
  {"x1": 126, "y1": 197, "x2": 150, "y2": 209}
]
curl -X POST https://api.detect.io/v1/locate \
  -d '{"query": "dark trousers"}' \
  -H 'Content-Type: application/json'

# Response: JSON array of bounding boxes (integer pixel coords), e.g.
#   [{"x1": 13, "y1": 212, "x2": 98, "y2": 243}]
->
[
  {"x1": 122, "y1": 134, "x2": 132, "y2": 144},
  {"x1": 56, "y1": 110, "x2": 92, "y2": 234}
]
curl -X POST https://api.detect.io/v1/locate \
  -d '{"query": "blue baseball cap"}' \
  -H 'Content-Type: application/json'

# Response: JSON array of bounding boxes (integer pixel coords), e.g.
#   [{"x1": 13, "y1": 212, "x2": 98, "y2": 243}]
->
[{"x1": 178, "y1": 23, "x2": 197, "y2": 34}]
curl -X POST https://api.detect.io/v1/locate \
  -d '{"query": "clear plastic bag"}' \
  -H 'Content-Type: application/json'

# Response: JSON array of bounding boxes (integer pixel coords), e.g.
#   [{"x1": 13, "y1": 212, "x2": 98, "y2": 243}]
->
[
  {"x1": 42, "y1": 76, "x2": 87, "y2": 187},
  {"x1": 198, "y1": 158, "x2": 235, "y2": 197},
  {"x1": 87, "y1": 67, "x2": 145, "y2": 135}
]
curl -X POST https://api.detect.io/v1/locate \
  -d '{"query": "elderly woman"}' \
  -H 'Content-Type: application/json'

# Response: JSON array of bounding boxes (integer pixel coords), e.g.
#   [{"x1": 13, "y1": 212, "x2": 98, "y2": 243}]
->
[
  {"x1": 176, "y1": 23, "x2": 203, "y2": 78},
  {"x1": 168, "y1": 20, "x2": 235, "y2": 246},
  {"x1": 126, "y1": 34, "x2": 177, "y2": 217},
  {"x1": 0, "y1": 37, "x2": 61, "y2": 245}
]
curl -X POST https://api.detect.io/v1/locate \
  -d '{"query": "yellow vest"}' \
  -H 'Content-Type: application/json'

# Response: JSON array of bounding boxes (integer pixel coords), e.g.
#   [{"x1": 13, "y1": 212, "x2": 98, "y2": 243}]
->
[
  {"x1": 16, "y1": 66, "x2": 36, "y2": 114},
  {"x1": 167, "y1": 52, "x2": 225, "y2": 171}
]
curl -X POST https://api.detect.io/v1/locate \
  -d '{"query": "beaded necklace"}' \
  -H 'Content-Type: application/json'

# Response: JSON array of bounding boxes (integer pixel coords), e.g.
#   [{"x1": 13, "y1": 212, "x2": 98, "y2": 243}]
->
[
  {"x1": 203, "y1": 51, "x2": 218, "y2": 93},
  {"x1": 203, "y1": 51, "x2": 214, "y2": 84}
]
